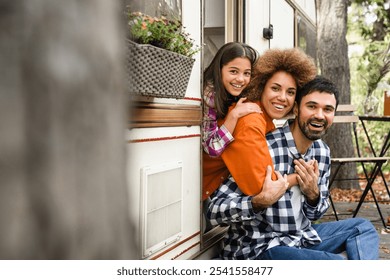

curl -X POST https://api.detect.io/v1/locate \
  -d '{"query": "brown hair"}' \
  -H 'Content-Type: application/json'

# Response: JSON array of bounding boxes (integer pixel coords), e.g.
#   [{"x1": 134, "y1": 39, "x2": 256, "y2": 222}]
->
[
  {"x1": 204, "y1": 42, "x2": 259, "y2": 118},
  {"x1": 243, "y1": 48, "x2": 317, "y2": 101}
]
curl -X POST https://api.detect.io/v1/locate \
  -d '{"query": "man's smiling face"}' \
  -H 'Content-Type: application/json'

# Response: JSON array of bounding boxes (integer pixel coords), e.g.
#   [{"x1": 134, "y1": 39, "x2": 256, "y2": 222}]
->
[{"x1": 294, "y1": 91, "x2": 337, "y2": 140}]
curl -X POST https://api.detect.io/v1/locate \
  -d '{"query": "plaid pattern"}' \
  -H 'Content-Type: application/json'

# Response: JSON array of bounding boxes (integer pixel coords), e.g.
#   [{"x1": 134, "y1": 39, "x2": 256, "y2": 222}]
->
[
  {"x1": 202, "y1": 86, "x2": 234, "y2": 157},
  {"x1": 206, "y1": 121, "x2": 331, "y2": 259}
]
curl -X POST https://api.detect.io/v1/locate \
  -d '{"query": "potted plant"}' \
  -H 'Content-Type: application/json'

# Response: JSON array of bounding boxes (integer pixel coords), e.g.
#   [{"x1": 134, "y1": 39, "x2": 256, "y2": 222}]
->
[{"x1": 126, "y1": 11, "x2": 199, "y2": 99}]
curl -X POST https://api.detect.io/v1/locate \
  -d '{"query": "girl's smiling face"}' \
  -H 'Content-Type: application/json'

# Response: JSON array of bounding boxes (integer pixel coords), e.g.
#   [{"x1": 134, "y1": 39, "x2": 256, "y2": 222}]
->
[
  {"x1": 261, "y1": 71, "x2": 297, "y2": 119},
  {"x1": 221, "y1": 57, "x2": 252, "y2": 97}
]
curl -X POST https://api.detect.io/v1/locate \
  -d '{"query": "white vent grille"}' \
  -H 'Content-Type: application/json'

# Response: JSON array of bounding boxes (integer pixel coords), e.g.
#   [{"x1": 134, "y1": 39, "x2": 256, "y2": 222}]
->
[{"x1": 140, "y1": 161, "x2": 183, "y2": 258}]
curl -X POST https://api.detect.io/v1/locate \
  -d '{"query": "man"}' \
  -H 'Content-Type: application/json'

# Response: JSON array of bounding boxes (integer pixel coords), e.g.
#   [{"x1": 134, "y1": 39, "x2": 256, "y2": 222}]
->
[{"x1": 206, "y1": 76, "x2": 379, "y2": 260}]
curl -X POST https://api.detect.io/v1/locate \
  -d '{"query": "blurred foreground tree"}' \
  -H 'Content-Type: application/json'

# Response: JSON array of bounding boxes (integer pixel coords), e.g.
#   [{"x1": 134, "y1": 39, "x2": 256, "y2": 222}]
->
[{"x1": 0, "y1": 0, "x2": 137, "y2": 259}]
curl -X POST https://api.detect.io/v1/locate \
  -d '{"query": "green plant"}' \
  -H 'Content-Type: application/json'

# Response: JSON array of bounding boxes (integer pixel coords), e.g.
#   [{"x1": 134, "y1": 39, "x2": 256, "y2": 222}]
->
[{"x1": 127, "y1": 11, "x2": 199, "y2": 58}]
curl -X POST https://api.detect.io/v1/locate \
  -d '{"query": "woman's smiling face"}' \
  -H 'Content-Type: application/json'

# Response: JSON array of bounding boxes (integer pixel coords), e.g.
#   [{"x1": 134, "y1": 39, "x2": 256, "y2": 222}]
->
[{"x1": 261, "y1": 71, "x2": 297, "y2": 119}]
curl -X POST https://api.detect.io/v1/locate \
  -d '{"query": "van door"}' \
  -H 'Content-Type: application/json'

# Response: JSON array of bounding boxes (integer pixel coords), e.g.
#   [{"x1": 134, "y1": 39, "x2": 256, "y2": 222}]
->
[{"x1": 199, "y1": 0, "x2": 317, "y2": 258}]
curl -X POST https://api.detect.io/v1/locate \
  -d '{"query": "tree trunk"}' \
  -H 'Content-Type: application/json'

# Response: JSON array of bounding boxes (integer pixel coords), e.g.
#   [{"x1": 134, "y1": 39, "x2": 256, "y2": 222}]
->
[
  {"x1": 0, "y1": 0, "x2": 137, "y2": 259},
  {"x1": 316, "y1": 0, "x2": 359, "y2": 189}
]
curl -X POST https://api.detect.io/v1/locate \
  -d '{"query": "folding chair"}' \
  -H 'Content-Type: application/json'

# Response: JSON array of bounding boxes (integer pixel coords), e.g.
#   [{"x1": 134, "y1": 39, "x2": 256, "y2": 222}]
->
[{"x1": 328, "y1": 105, "x2": 390, "y2": 229}]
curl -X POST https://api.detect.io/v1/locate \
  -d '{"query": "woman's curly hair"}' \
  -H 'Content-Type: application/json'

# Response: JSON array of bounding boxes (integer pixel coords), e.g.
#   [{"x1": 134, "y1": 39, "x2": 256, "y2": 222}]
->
[{"x1": 242, "y1": 48, "x2": 317, "y2": 101}]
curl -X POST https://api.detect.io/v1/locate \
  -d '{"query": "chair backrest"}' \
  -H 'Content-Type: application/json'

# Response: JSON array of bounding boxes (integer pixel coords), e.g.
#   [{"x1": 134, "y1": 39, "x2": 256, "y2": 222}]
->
[
  {"x1": 274, "y1": 104, "x2": 359, "y2": 127},
  {"x1": 333, "y1": 104, "x2": 359, "y2": 124},
  {"x1": 332, "y1": 104, "x2": 364, "y2": 157}
]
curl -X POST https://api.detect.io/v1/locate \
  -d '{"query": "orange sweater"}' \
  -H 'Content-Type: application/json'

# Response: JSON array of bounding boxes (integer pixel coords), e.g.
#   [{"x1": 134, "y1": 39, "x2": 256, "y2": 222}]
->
[{"x1": 202, "y1": 101, "x2": 277, "y2": 200}]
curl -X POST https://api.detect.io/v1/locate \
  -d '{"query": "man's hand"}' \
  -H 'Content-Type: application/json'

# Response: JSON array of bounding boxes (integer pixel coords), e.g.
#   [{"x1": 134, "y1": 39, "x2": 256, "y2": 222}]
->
[
  {"x1": 252, "y1": 166, "x2": 288, "y2": 212},
  {"x1": 294, "y1": 159, "x2": 320, "y2": 206}
]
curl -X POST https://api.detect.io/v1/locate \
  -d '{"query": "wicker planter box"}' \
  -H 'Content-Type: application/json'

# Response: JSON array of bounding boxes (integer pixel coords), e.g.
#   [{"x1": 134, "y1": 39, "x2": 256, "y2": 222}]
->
[{"x1": 126, "y1": 39, "x2": 195, "y2": 99}]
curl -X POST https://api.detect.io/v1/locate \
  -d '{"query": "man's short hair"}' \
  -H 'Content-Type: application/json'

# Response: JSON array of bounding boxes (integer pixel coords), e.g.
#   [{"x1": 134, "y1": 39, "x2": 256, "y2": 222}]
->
[{"x1": 296, "y1": 75, "x2": 340, "y2": 107}]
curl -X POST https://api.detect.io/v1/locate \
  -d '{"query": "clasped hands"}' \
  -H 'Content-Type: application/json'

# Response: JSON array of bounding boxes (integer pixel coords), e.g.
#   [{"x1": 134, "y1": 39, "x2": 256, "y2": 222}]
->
[{"x1": 252, "y1": 159, "x2": 320, "y2": 211}]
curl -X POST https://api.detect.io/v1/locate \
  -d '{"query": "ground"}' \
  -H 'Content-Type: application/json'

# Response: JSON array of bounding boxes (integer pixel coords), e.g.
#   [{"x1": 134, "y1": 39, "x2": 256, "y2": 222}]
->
[
  {"x1": 330, "y1": 172, "x2": 390, "y2": 206},
  {"x1": 326, "y1": 172, "x2": 390, "y2": 259}
]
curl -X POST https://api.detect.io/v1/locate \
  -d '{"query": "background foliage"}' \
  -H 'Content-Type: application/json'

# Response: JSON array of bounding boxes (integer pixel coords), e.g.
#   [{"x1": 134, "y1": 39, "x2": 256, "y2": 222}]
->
[{"x1": 348, "y1": 0, "x2": 390, "y2": 172}]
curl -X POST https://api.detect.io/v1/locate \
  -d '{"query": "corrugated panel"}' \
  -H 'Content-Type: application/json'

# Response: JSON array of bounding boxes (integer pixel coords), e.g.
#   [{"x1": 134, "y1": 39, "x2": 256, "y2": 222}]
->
[{"x1": 140, "y1": 161, "x2": 183, "y2": 258}]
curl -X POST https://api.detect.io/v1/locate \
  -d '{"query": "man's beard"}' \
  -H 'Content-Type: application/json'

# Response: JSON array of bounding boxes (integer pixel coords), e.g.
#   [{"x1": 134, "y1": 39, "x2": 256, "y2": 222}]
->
[{"x1": 297, "y1": 115, "x2": 329, "y2": 141}]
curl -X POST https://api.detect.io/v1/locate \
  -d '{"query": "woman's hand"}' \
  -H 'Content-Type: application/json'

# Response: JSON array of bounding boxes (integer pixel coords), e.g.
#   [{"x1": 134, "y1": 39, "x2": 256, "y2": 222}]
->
[{"x1": 252, "y1": 166, "x2": 288, "y2": 211}]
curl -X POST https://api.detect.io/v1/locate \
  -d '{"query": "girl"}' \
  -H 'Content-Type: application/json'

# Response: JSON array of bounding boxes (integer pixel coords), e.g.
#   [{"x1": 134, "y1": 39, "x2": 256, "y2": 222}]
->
[{"x1": 202, "y1": 42, "x2": 261, "y2": 158}]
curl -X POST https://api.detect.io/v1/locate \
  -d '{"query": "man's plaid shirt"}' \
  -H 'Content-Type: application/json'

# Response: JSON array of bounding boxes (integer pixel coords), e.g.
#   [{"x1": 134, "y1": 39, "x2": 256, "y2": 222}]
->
[{"x1": 206, "y1": 121, "x2": 331, "y2": 259}]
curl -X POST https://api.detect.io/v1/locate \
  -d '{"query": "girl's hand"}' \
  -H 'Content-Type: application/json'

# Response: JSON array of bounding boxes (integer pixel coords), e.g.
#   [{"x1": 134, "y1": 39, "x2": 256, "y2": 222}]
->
[
  {"x1": 223, "y1": 98, "x2": 262, "y2": 135},
  {"x1": 232, "y1": 97, "x2": 262, "y2": 118}
]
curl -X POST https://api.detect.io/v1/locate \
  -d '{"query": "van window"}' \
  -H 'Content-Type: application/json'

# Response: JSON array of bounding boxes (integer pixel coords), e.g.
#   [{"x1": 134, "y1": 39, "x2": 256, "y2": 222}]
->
[
  {"x1": 297, "y1": 12, "x2": 317, "y2": 61},
  {"x1": 203, "y1": 0, "x2": 225, "y2": 70}
]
